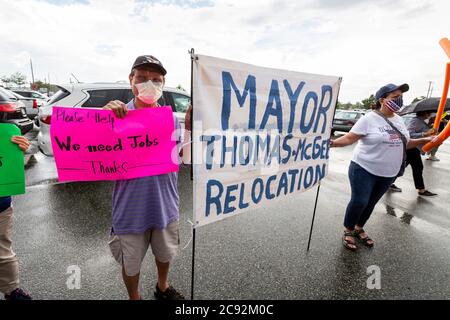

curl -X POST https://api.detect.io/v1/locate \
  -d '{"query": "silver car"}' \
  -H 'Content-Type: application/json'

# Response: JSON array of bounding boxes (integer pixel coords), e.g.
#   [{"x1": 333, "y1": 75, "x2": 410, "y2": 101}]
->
[
  {"x1": 1, "y1": 88, "x2": 39, "y2": 119},
  {"x1": 37, "y1": 82, "x2": 190, "y2": 156},
  {"x1": 11, "y1": 89, "x2": 49, "y2": 107}
]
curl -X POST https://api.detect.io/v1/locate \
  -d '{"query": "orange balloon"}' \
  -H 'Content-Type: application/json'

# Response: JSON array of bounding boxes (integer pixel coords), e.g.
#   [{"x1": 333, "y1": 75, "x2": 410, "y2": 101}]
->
[
  {"x1": 439, "y1": 37, "x2": 450, "y2": 59},
  {"x1": 422, "y1": 38, "x2": 450, "y2": 152},
  {"x1": 422, "y1": 123, "x2": 450, "y2": 153},
  {"x1": 431, "y1": 62, "x2": 449, "y2": 131}
]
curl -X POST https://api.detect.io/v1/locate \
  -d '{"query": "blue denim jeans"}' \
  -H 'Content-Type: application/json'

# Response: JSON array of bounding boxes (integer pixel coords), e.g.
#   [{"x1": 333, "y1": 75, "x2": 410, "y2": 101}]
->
[{"x1": 344, "y1": 161, "x2": 395, "y2": 230}]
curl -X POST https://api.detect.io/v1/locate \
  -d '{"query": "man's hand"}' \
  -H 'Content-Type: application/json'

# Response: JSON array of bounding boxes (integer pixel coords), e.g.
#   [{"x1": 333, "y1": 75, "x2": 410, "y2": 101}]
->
[
  {"x1": 423, "y1": 128, "x2": 437, "y2": 137},
  {"x1": 184, "y1": 104, "x2": 192, "y2": 131},
  {"x1": 103, "y1": 100, "x2": 128, "y2": 119},
  {"x1": 11, "y1": 136, "x2": 30, "y2": 152}
]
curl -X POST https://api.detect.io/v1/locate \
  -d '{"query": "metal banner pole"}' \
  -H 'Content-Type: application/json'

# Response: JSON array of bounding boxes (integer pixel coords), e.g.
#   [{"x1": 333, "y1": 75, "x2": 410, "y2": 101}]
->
[
  {"x1": 306, "y1": 77, "x2": 343, "y2": 251},
  {"x1": 189, "y1": 48, "x2": 197, "y2": 300},
  {"x1": 307, "y1": 183, "x2": 321, "y2": 251},
  {"x1": 190, "y1": 227, "x2": 196, "y2": 300}
]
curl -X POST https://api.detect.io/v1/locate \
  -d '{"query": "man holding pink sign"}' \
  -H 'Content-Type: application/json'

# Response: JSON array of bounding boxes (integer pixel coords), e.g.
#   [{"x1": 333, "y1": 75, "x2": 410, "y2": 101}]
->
[{"x1": 103, "y1": 55, "x2": 187, "y2": 300}]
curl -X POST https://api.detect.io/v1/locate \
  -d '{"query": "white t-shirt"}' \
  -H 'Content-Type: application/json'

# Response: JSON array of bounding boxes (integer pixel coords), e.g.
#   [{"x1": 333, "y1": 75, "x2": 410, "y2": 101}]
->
[{"x1": 350, "y1": 111, "x2": 410, "y2": 177}]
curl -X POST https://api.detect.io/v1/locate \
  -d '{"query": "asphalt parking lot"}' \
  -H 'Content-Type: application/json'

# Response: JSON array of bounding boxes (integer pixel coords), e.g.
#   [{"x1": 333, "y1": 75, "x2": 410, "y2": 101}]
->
[{"x1": 7, "y1": 131, "x2": 450, "y2": 300}]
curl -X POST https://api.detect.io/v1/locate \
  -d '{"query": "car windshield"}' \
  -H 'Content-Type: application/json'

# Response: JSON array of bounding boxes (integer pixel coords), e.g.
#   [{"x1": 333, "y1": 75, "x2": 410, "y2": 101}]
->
[{"x1": 335, "y1": 111, "x2": 359, "y2": 120}]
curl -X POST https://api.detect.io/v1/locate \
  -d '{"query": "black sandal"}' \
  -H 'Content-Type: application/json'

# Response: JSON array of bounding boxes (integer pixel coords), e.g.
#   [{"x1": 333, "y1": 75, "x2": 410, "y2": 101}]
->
[
  {"x1": 342, "y1": 230, "x2": 357, "y2": 251},
  {"x1": 354, "y1": 228, "x2": 374, "y2": 247}
]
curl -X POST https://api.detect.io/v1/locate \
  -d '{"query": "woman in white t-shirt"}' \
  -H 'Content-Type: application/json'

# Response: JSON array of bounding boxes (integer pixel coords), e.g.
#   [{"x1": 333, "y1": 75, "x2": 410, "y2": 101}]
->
[{"x1": 330, "y1": 83, "x2": 434, "y2": 251}]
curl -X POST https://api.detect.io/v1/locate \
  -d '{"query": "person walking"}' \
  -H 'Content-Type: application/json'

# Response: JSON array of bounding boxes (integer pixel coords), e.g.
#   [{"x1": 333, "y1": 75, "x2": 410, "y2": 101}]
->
[
  {"x1": 103, "y1": 55, "x2": 188, "y2": 300},
  {"x1": 403, "y1": 111, "x2": 438, "y2": 196},
  {"x1": 330, "y1": 83, "x2": 434, "y2": 251},
  {"x1": 0, "y1": 136, "x2": 32, "y2": 300}
]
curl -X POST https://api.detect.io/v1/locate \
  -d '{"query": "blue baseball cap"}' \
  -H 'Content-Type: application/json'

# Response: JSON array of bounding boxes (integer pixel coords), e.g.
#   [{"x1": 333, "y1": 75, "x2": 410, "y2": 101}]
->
[{"x1": 375, "y1": 83, "x2": 409, "y2": 101}]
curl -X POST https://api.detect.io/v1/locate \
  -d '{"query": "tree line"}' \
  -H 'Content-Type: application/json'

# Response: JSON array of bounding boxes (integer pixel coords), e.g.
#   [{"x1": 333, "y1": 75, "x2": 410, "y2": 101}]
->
[{"x1": 1, "y1": 72, "x2": 58, "y2": 93}]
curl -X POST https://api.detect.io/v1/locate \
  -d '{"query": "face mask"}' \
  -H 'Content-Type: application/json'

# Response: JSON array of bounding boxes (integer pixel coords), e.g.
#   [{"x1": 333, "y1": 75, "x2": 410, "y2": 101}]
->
[
  {"x1": 384, "y1": 96, "x2": 403, "y2": 113},
  {"x1": 135, "y1": 80, "x2": 163, "y2": 105}
]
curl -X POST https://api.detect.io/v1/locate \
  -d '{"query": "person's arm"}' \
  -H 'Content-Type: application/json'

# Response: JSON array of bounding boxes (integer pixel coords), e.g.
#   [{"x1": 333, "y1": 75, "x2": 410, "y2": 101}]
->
[
  {"x1": 407, "y1": 118, "x2": 436, "y2": 138},
  {"x1": 409, "y1": 127, "x2": 436, "y2": 138},
  {"x1": 184, "y1": 104, "x2": 192, "y2": 132},
  {"x1": 330, "y1": 132, "x2": 362, "y2": 148},
  {"x1": 11, "y1": 136, "x2": 30, "y2": 153},
  {"x1": 406, "y1": 136, "x2": 434, "y2": 149}
]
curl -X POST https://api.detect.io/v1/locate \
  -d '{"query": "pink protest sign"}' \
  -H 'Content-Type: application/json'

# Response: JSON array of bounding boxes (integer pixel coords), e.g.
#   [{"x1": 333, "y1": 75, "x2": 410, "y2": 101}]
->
[{"x1": 50, "y1": 106, "x2": 179, "y2": 182}]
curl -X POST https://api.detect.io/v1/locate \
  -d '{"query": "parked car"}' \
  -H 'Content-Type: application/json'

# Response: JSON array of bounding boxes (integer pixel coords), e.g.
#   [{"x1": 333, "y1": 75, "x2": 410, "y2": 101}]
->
[
  {"x1": 0, "y1": 87, "x2": 34, "y2": 134},
  {"x1": 332, "y1": 110, "x2": 367, "y2": 134},
  {"x1": 3, "y1": 89, "x2": 40, "y2": 119},
  {"x1": 11, "y1": 89, "x2": 49, "y2": 105},
  {"x1": 37, "y1": 82, "x2": 190, "y2": 155}
]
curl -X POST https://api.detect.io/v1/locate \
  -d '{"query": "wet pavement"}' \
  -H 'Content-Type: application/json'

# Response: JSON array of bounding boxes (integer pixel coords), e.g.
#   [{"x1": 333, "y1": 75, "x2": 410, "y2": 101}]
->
[{"x1": 7, "y1": 131, "x2": 450, "y2": 300}]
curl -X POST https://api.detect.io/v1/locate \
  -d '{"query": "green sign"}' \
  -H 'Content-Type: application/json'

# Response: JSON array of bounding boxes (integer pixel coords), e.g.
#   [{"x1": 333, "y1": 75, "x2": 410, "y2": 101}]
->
[{"x1": 0, "y1": 123, "x2": 25, "y2": 196}]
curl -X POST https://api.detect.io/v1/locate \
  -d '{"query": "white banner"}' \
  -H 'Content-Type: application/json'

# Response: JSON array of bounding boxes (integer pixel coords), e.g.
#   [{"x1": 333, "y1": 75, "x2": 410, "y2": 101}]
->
[{"x1": 193, "y1": 54, "x2": 341, "y2": 227}]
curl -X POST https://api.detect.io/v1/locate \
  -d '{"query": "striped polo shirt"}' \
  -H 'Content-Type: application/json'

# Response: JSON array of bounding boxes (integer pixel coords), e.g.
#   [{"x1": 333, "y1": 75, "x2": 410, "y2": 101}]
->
[{"x1": 111, "y1": 100, "x2": 181, "y2": 234}]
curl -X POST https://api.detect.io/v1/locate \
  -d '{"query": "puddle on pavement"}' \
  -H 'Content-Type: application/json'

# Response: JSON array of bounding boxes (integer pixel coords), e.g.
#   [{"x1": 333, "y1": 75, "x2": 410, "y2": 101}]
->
[{"x1": 385, "y1": 205, "x2": 450, "y2": 237}]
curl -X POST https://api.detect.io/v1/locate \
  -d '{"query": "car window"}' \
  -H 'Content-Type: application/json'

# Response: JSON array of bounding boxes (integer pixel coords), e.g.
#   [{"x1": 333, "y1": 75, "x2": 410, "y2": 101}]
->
[
  {"x1": 15, "y1": 91, "x2": 31, "y2": 98},
  {"x1": 48, "y1": 88, "x2": 70, "y2": 105},
  {"x1": 12, "y1": 91, "x2": 27, "y2": 99},
  {"x1": 335, "y1": 111, "x2": 344, "y2": 118},
  {"x1": 0, "y1": 88, "x2": 18, "y2": 101},
  {"x1": 123, "y1": 89, "x2": 134, "y2": 104},
  {"x1": 31, "y1": 92, "x2": 44, "y2": 99},
  {"x1": 335, "y1": 112, "x2": 359, "y2": 120},
  {"x1": 0, "y1": 88, "x2": 14, "y2": 101},
  {"x1": 82, "y1": 89, "x2": 132, "y2": 108},
  {"x1": 170, "y1": 92, "x2": 190, "y2": 113}
]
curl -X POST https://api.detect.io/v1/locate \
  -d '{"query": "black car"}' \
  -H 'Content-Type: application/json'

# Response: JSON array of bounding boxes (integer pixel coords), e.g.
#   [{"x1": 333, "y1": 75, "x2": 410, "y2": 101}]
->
[{"x1": 0, "y1": 87, "x2": 34, "y2": 134}]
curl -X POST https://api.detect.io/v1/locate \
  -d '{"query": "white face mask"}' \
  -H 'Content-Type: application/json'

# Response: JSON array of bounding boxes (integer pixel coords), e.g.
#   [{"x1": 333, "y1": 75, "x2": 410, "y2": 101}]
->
[{"x1": 135, "y1": 80, "x2": 163, "y2": 105}]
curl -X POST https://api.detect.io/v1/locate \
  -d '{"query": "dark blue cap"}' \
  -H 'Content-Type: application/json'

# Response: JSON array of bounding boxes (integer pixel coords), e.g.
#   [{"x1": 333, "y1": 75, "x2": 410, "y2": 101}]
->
[{"x1": 375, "y1": 83, "x2": 409, "y2": 101}]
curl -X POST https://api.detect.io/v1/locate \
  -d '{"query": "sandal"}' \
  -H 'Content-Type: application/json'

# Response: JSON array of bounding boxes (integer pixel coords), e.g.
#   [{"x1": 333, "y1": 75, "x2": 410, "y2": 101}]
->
[
  {"x1": 354, "y1": 228, "x2": 374, "y2": 247},
  {"x1": 342, "y1": 230, "x2": 357, "y2": 251}
]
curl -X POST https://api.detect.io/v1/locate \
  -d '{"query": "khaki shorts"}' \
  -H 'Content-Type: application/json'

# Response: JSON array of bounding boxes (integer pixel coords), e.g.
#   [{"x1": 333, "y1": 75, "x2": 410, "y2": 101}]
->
[
  {"x1": 108, "y1": 220, "x2": 180, "y2": 277},
  {"x1": 0, "y1": 207, "x2": 19, "y2": 294}
]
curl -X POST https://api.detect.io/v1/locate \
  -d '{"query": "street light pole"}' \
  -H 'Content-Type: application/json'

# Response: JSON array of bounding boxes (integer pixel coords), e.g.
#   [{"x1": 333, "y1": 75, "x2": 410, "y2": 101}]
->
[
  {"x1": 426, "y1": 81, "x2": 433, "y2": 98},
  {"x1": 30, "y1": 58, "x2": 35, "y2": 85}
]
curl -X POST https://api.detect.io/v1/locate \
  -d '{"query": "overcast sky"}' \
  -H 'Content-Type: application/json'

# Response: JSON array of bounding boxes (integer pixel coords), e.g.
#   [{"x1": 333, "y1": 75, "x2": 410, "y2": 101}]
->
[{"x1": 1, "y1": 0, "x2": 449, "y2": 103}]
